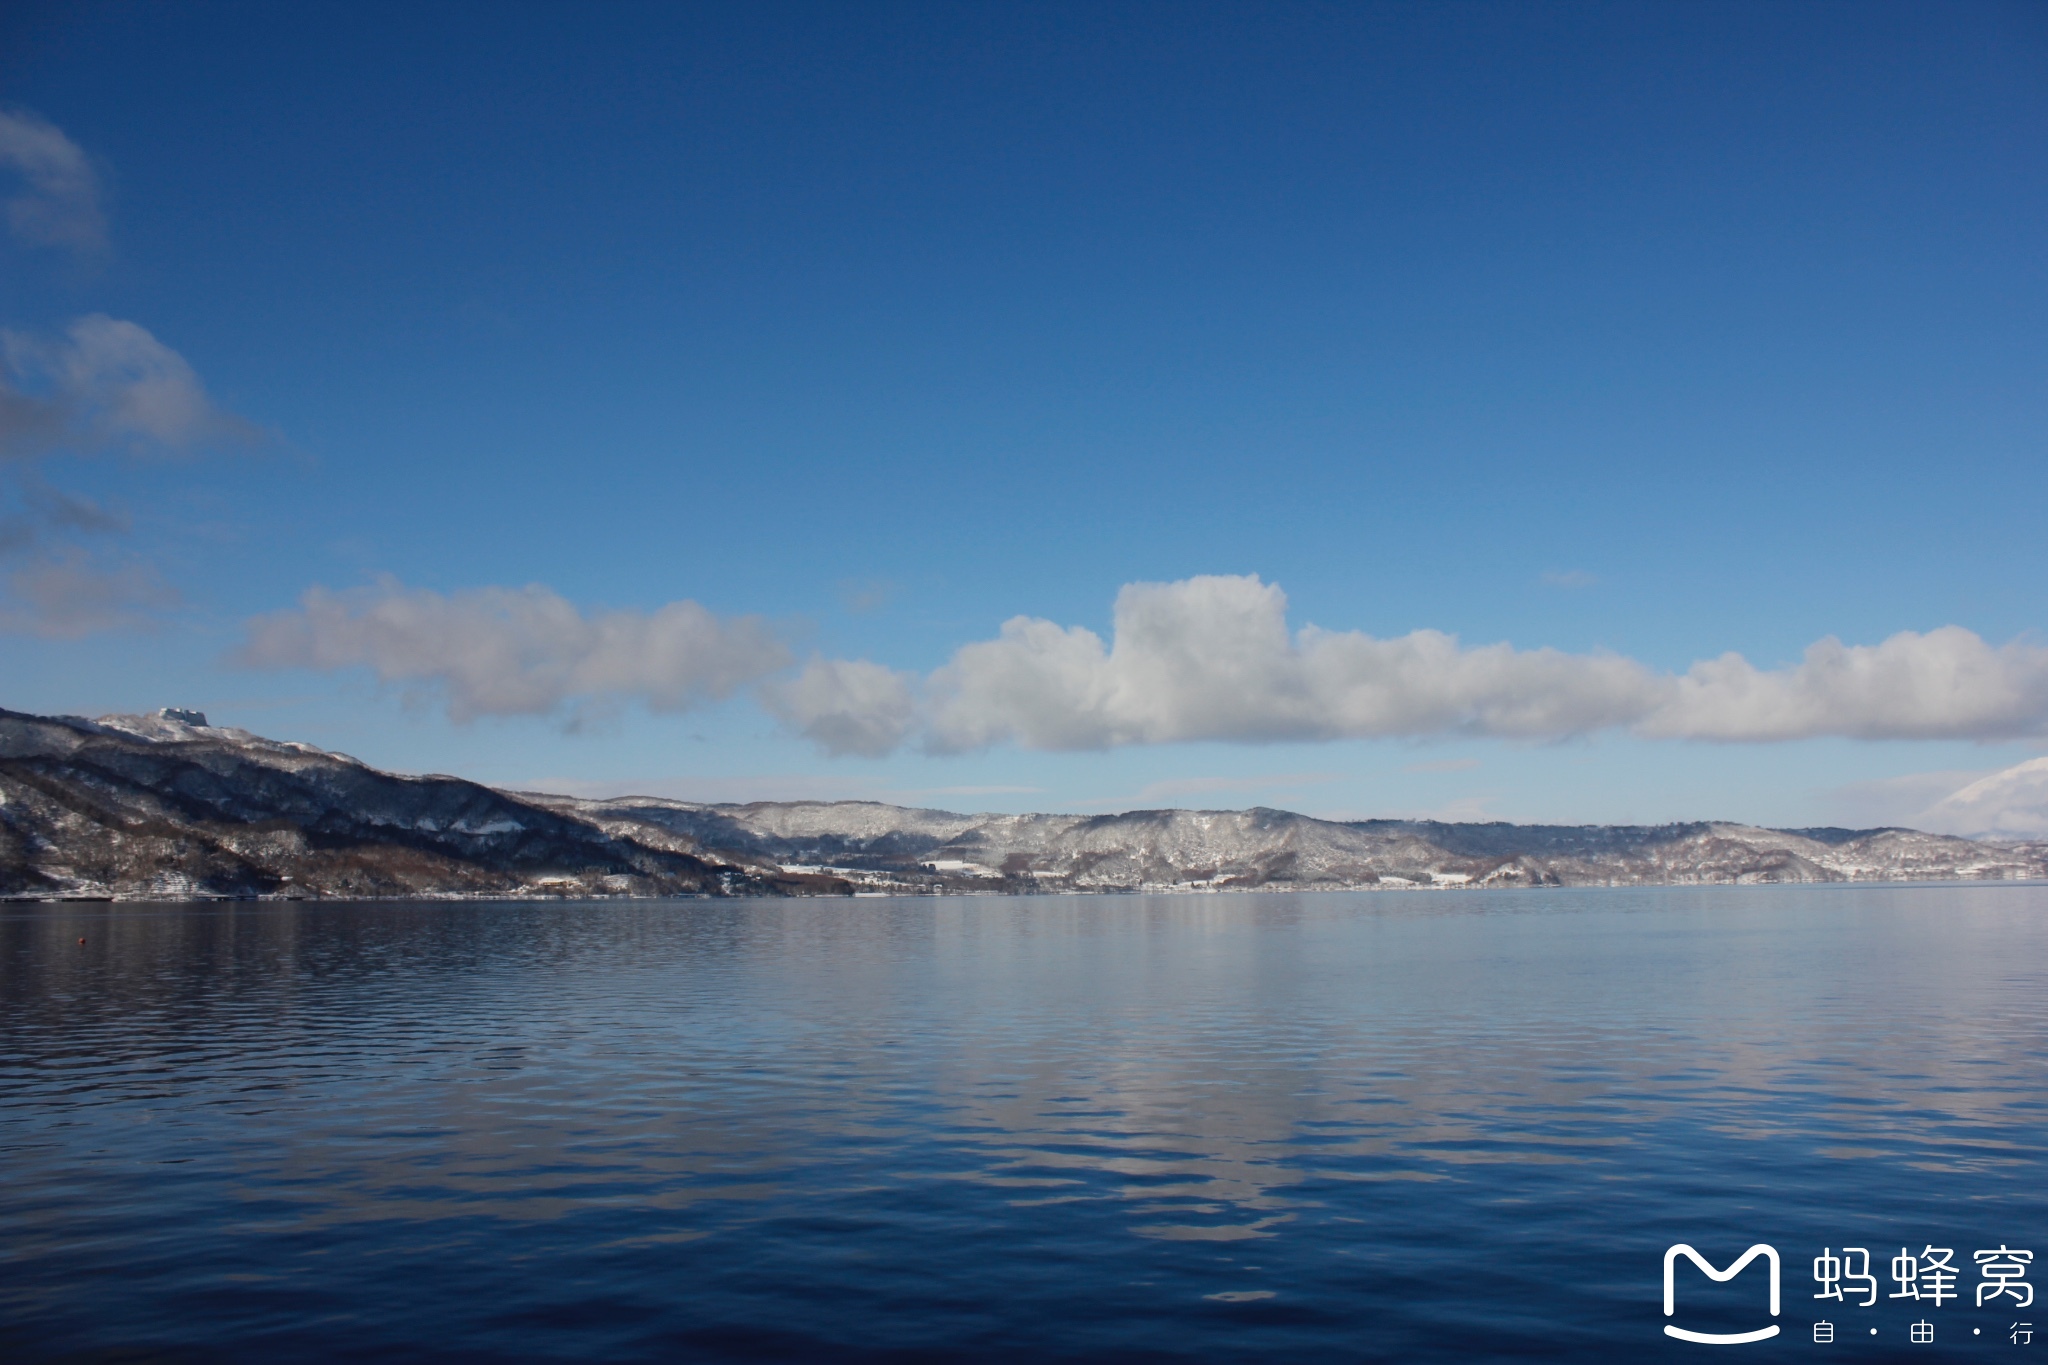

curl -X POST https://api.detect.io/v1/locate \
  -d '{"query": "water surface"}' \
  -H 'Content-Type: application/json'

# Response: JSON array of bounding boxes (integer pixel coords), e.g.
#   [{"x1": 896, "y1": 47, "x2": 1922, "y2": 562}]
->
[{"x1": 3, "y1": 885, "x2": 2044, "y2": 1361}]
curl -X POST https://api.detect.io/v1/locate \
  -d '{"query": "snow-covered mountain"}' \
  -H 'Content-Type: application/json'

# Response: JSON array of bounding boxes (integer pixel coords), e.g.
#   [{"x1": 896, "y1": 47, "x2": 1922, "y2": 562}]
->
[
  {"x1": 538, "y1": 794, "x2": 2048, "y2": 892},
  {"x1": 0, "y1": 708, "x2": 842, "y2": 900},
  {"x1": 1918, "y1": 757, "x2": 2048, "y2": 840},
  {"x1": 6, "y1": 707, "x2": 2042, "y2": 900}
]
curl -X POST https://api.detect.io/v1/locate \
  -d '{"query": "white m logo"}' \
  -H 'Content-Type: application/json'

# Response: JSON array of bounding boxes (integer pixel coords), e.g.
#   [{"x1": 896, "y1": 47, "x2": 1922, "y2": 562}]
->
[{"x1": 1663, "y1": 1243, "x2": 1781, "y2": 1344}]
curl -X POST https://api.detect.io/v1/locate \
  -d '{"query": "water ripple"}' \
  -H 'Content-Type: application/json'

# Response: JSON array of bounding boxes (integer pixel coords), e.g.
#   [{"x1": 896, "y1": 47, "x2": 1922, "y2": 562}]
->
[{"x1": 3, "y1": 884, "x2": 2045, "y2": 1361}]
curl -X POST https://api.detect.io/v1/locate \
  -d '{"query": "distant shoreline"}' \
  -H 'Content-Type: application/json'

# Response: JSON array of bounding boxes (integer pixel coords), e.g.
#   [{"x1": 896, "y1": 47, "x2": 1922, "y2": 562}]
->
[{"x1": 6, "y1": 707, "x2": 2044, "y2": 901}]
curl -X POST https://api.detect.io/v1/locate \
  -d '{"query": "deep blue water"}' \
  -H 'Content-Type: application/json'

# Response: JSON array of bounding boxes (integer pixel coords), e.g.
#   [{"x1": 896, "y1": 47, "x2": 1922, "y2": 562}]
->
[{"x1": 2, "y1": 885, "x2": 2044, "y2": 1362}]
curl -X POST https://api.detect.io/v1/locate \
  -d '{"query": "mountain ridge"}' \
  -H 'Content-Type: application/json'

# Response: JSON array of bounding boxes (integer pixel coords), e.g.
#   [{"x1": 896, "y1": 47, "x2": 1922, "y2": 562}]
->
[
  {"x1": 542, "y1": 794, "x2": 2043, "y2": 893},
  {"x1": 0, "y1": 708, "x2": 844, "y2": 900},
  {"x1": 5, "y1": 708, "x2": 2042, "y2": 899}
]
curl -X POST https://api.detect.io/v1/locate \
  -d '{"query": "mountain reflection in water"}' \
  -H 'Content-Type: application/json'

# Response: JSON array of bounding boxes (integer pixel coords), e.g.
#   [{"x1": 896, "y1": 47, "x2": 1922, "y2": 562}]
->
[{"x1": 3, "y1": 886, "x2": 2044, "y2": 1362}]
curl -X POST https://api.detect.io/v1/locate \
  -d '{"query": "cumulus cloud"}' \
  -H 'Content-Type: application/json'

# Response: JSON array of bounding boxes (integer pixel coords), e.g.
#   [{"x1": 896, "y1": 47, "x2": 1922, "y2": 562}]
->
[
  {"x1": 925, "y1": 575, "x2": 1668, "y2": 750},
  {"x1": 779, "y1": 575, "x2": 2048, "y2": 755},
  {"x1": 234, "y1": 571, "x2": 2048, "y2": 757},
  {"x1": 760, "y1": 656, "x2": 919, "y2": 757},
  {"x1": 236, "y1": 578, "x2": 792, "y2": 722},
  {"x1": 0, "y1": 474, "x2": 166, "y2": 636},
  {"x1": 0, "y1": 108, "x2": 106, "y2": 255},
  {"x1": 2, "y1": 315, "x2": 258, "y2": 459},
  {"x1": 1646, "y1": 628, "x2": 2048, "y2": 741}
]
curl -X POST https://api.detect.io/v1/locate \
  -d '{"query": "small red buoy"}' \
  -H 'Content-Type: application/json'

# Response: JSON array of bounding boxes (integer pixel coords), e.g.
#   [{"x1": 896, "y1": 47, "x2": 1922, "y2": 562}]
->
[{"x1": 78, "y1": 937, "x2": 86, "y2": 944}]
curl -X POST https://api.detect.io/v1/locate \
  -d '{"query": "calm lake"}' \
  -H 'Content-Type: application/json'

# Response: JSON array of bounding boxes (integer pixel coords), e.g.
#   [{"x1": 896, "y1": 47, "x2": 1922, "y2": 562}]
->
[{"x1": 3, "y1": 885, "x2": 2044, "y2": 1362}]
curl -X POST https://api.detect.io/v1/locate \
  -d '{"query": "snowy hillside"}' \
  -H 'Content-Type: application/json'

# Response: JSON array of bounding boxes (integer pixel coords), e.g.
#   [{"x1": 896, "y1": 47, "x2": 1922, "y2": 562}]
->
[
  {"x1": 540, "y1": 796, "x2": 2047, "y2": 893},
  {"x1": 6, "y1": 707, "x2": 2042, "y2": 900},
  {"x1": 0, "y1": 708, "x2": 842, "y2": 900}
]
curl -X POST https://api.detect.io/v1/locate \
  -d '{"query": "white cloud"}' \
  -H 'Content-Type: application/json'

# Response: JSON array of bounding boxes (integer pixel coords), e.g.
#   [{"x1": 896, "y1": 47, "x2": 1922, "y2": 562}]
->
[
  {"x1": 1645, "y1": 627, "x2": 2048, "y2": 741},
  {"x1": 760, "y1": 656, "x2": 919, "y2": 757},
  {"x1": 237, "y1": 578, "x2": 791, "y2": 722},
  {"x1": 788, "y1": 575, "x2": 2048, "y2": 756},
  {"x1": 0, "y1": 108, "x2": 105, "y2": 255},
  {"x1": 1914, "y1": 758, "x2": 2048, "y2": 840},
  {"x1": 925, "y1": 574, "x2": 1668, "y2": 750},
  {"x1": 2, "y1": 315, "x2": 257, "y2": 458},
  {"x1": 237, "y1": 571, "x2": 2048, "y2": 762}
]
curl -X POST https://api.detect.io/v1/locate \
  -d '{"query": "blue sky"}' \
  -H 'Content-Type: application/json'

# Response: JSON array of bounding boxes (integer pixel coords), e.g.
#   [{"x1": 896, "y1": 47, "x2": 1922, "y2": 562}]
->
[{"x1": 2, "y1": 1, "x2": 2045, "y2": 831}]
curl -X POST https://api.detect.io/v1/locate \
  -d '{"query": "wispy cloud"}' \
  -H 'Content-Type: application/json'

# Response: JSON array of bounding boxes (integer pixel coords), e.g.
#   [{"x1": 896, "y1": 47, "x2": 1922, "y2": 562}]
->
[
  {"x1": 0, "y1": 115, "x2": 263, "y2": 639},
  {"x1": 0, "y1": 108, "x2": 106, "y2": 256},
  {"x1": 0, "y1": 547, "x2": 177, "y2": 638},
  {"x1": 837, "y1": 577, "x2": 896, "y2": 615},
  {"x1": 1, "y1": 315, "x2": 260, "y2": 460},
  {"x1": 0, "y1": 318, "x2": 259, "y2": 636},
  {"x1": 237, "y1": 577, "x2": 792, "y2": 723},
  {"x1": 1540, "y1": 568, "x2": 1598, "y2": 588},
  {"x1": 0, "y1": 478, "x2": 126, "y2": 554}
]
